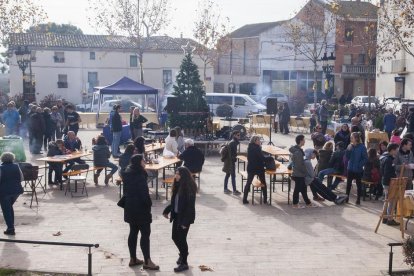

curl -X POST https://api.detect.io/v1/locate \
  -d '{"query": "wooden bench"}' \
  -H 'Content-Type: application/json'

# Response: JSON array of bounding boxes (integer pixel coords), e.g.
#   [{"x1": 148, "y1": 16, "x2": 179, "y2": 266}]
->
[
  {"x1": 237, "y1": 155, "x2": 247, "y2": 172},
  {"x1": 252, "y1": 178, "x2": 265, "y2": 205},
  {"x1": 239, "y1": 171, "x2": 248, "y2": 192},
  {"x1": 163, "y1": 177, "x2": 175, "y2": 200}
]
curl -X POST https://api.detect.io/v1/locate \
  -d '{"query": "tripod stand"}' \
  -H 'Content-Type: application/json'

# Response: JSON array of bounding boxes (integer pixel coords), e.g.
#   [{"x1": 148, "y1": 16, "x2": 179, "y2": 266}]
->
[{"x1": 267, "y1": 114, "x2": 274, "y2": 145}]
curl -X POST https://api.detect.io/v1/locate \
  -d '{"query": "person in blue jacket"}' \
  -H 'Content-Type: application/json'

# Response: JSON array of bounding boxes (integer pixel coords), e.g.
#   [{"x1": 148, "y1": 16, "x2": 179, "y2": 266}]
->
[
  {"x1": 0, "y1": 152, "x2": 24, "y2": 235},
  {"x1": 383, "y1": 109, "x2": 397, "y2": 139},
  {"x1": 345, "y1": 132, "x2": 368, "y2": 205},
  {"x1": 2, "y1": 102, "x2": 20, "y2": 136}
]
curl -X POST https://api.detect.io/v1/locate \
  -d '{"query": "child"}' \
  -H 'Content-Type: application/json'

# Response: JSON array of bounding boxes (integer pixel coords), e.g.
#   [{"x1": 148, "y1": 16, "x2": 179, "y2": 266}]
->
[
  {"x1": 379, "y1": 143, "x2": 400, "y2": 226},
  {"x1": 47, "y1": 139, "x2": 64, "y2": 186},
  {"x1": 304, "y1": 148, "x2": 348, "y2": 205},
  {"x1": 318, "y1": 141, "x2": 346, "y2": 190},
  {"x1": 363, "y1": 148, "x2": 381, "y2": 200},
  {"x1": 390, "y1": 129, "x2": 402, "y2": 145},
  {"x1": 93, "y1": 135, "x2": 118, "y2": 186}
]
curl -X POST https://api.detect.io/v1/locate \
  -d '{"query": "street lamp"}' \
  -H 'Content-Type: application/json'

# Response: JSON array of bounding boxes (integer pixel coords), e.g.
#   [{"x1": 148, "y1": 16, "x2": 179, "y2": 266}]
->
[
  {"x1": 321, "y1": 52, "x2": 336, "y2": 99},
  {"x1": 14, "y1": 46, "x2": 34, "y2": 101}
]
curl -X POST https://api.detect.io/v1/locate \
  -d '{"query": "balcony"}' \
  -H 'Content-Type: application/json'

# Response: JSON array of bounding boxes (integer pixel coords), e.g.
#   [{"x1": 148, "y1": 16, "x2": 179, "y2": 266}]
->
[
  {"x1": 54, "y1": 56, "x2": 65, "y2": 63},
  {"x1": 391, "y1": 59, "x2": 407, "y2": 74},
  {"x1": 341, "y1": 65, "x2": 376, "y2": 77},
  {"x1": 57, "y1": 82, "x2": 68, "y2": 88}
]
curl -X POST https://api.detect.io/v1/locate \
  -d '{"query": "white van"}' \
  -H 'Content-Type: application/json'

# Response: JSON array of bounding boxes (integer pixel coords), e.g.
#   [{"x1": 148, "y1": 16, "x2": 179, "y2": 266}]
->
[{"x1": 206, "y1": 93, "x2": 266, "y2": 118}]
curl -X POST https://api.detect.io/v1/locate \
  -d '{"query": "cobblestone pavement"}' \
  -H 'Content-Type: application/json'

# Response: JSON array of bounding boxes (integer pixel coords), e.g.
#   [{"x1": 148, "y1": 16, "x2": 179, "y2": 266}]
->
[{"x1": 0, "y1": 130, "x2": 411, "y2": 275}]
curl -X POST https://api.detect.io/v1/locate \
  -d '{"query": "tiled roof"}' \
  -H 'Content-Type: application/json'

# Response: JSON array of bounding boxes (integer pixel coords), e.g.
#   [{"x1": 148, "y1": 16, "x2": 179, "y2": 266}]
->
[
  {"x1": 230, "y1": 21, "x2": 288, "y2": 38},
  {"x1": 336, "y1": 1, "x2": 378, "y2": 19},
  {"x1": 8, "y1": 33, "x2": 198, "y2": 51}
]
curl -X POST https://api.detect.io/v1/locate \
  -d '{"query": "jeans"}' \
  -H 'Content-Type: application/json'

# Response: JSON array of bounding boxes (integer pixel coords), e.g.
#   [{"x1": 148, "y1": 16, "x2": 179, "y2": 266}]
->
[
  {"x1": 224, "y1": 163, "x2": 236, "y2": 191},
  {"x1": 172, "y1": 219, "x2": 190, "y2": 265},
  {"x1": 0, "y1": 194, "x2": 19, "y2": 231},
  {"x1": 346, "y1": 171, "x2": 362, "y2": 200},
  {"x1": 383, "y1": 186, "x2": 395, "y2": 218},
  {"x1": 292, "y1": 176, "x2": 311, "y2": 205},
  {"x1": 243, "y1": 171, "x2": 267, "y2": 202},
  {"x1": 62, "y1": 158, "x2": 86, "y2": 174},
  {"x1": 128, "y1": 223, "x2": 151, "y2": 262},
  {"x1": 309, "y1": 178, "x2": 337, "y2": 202},
  {"x1": 96, "y1": 161, "x2": 119, "y2": 175},
  {"x1": 112, "y1": 131, "x2": 122, "y2": 157},
  {"x1": 318, "y1": 168, "x2": 342, "y2": 189}
]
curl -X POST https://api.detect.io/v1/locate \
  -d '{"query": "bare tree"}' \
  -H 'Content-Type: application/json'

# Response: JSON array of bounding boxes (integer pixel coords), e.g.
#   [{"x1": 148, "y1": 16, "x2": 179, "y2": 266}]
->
[
  {"x1": 193, "y1": 0, "x2": 231, "y2": 81},
  {"x1": 283, "y1": 0, "x2": 338, "y2": 105},
  {"x1": 88, "y1": 0, "x2": 170, "y2": 83},
  {"x1": 378, "y1": 0, "x2": 414, "y2": 59}
]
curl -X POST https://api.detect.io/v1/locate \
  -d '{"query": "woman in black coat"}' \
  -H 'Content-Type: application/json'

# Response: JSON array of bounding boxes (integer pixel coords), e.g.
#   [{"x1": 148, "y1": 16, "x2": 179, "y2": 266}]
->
[
  {"x1": 242, "y1": 135, "x2": 267, "y2": 204},
  {"x1": 0, "y1": 152, "x2": 23, "y2": 235},
  {"x1": 121, "y1": 154, "x2": 159, "y2": 270},
  {"x1": 163, "y1": 167, "x2": 197, "y2": 273}
]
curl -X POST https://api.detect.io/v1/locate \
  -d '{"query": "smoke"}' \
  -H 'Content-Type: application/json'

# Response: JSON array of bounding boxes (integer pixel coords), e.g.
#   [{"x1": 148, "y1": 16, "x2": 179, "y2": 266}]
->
[{"x1": 255, "y1": 82, "x2": 272, "y2": 98}]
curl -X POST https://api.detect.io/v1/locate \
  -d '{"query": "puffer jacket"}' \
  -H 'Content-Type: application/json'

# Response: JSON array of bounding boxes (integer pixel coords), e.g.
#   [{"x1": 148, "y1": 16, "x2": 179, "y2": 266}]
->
[
  {"x1": 317, "y1": 149, "x2": 332, "y2": 173},
  {"x1": 345, "y1": 143, "x2": 368, "y2": 173},
  {"x1": 289, "y1": 145, "x2": 307, "y2": 177},
  {"x1": 92, "y1": 144, "x2": 111, "y2": 167}
]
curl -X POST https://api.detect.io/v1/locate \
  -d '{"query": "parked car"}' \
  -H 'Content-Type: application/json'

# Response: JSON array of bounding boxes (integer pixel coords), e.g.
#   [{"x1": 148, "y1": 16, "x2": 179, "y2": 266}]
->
[
  {"x1": 99, "y1": 99, "x2": 143, "y2": 112},
  {"x1": 351, "y1": 96, "x2": 378, "y2": 108},
  {"x1": 205, "y1": 93, "x2": 266, "y2": 118},
  {"x1": 76, "y1": 94, "x2": 115, "y2": 112},
  {"x1": 260, "y1": 93, "x2": 289, "y2": 105}
]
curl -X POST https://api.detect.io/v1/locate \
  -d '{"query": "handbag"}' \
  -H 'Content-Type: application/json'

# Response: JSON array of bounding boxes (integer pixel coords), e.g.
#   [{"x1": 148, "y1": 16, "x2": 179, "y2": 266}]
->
[{"x1": 117, "y1": 196, "x2": 126, "y2": 208}]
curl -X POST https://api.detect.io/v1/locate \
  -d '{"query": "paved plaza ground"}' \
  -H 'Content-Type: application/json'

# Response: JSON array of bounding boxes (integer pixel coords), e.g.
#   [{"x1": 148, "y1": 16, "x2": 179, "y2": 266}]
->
[{"x1": 0, "y1": 129, "x2": 413, "y2": 275}]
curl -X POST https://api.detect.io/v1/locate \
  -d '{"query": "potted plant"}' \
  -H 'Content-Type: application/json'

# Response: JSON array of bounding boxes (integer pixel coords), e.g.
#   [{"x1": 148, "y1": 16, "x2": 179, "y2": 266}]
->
[{"x1": 403, "y1": 236, "x2": 414, "y2": 268}]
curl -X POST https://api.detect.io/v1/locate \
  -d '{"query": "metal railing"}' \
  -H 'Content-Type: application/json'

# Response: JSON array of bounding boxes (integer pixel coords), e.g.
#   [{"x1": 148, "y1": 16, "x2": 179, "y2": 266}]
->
[
  {"x1": 388, "y1": 242, "x2": 403, "y2": 275},
  {"x1": 341, "y1": 64, "x2": 376, "y2": 75},
  {"x1": 0, "y1": 238, "x2": 99, "y2": 275},
  {"x1": 391, "y1": 59, "x2": 406, "y2": 73}
]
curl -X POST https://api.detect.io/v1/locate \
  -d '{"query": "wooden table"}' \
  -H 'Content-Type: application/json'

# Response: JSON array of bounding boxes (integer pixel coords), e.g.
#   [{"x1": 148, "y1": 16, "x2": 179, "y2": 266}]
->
[
  {"x1": 261, "y1": 145, "x2": 290, "y2": 162},
  {"x1": 265, "y1": 164, "x2": 292, "y2": 205},
  {"x1": 145, "y1": 143, "x2": 165, "y2": 153},
  {"x1": 37, "y1": 152, "x2": 92, "y2": 190},
  {"x1": 145, "y1": 156, "x2": 181, "y2": 199},
  {"x1": 366, "y1": 131, "x2": 389, "y2": 143}
]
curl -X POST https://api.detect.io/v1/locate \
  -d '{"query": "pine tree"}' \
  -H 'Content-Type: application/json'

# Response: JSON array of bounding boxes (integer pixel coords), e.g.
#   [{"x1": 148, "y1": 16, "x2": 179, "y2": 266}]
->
[{"x1": 168, "y1": 50, "x2": 209, "y2": 132}]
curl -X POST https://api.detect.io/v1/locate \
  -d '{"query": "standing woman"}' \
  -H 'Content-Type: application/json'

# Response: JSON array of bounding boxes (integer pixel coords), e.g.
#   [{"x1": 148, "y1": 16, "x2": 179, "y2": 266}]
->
[
  {"x1": 345, "y1": 132, "x2": 368, "y2": 205},
  {"x1": 0, "y1": 152, "x2": 24, "y2": 235},
  {"x1": 163, "y1": 167, "x2": 197, "y2": 273},
  {"x1": 242, "y1": 135, "x2": 267, "y2": 205},
  {"x1": 131, "y1": 107, "x2": 148, "y2": 139},
  {"x1": 121, "y1": 154, "x2": 159, "y2": 270}
]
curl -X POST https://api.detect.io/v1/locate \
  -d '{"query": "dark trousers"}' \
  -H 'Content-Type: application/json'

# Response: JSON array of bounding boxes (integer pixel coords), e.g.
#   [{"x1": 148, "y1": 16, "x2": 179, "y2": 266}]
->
[
  {"x1": 128, "y1": 223, "x2": 151, "y2": 261},
  {"x1": 346, "y1": 171, "x2": 362, "y2": 200},
  {"x1": 172, "y1": 219, "x2": 190, "y2": 265},
  {"x1": 309, "y1": 178, "x2": 337, "y2": 202},
  {"x1": 0, "y1": 194, "x2": 19, "y2": 231},
  {"x1": 292, "y1": 176, "x2": 311, "y2": 205},
  {"x1": 280, "y1": 121, "x2": 289, "y2": 134},
  {"x1": 320, "y1": 121, "x2": 328, "y2": 135},
  {"x1": 243, "y1": 171, "x2": 267, "y2": 201},
  {"x1": 273, "y1": 122, "x2": 278, "y2": 133},
  {"x1": 48, "y1": 163, "x2": 63, "y2": 183},
  {"x1": 62, "y1": 158, "x2": 86, "y2": 174},
  {"x1": 43, "y1": 134, "x2": 52, "y2": 150},
  {"x1": 224, "y1": 163, "x2": 236, "y2": 191}
]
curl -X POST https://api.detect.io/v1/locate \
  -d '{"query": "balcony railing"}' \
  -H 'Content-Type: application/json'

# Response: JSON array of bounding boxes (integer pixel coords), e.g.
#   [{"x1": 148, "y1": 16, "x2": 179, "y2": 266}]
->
[
  {"x1": 342, "y1": 64, "x2": 376, "y2": 75},
  {"x1": 57, "y1": 81, "x2": 68, "y2": 88},
  {"x1": 391, "y1": 59, "x2": 406, "y2": 73}
]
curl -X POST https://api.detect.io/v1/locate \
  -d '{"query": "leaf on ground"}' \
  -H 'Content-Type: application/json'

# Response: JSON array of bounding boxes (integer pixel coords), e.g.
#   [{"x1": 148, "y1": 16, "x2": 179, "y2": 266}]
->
[
  {"x1": 52, "y1": 231, "x2": 62, "y2": 236},
  {"x1": 199, "y1": 265, "x2": 213, "y2": 271},
  {"x1": 104, "y1": 251, "x2": 115, "y2": 259}
]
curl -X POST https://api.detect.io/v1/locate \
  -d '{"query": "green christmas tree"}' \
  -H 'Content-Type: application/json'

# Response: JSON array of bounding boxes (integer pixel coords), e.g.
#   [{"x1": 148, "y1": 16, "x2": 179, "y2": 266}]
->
[{"x1": 168, "y1": 48, "x2": 209, "y2": 133}]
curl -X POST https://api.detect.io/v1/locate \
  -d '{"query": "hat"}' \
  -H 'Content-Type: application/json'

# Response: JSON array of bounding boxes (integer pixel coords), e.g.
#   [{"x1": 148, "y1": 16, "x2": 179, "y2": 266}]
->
[{"x1": 304, "y1": 148, "x2": 316, "y2": 159}]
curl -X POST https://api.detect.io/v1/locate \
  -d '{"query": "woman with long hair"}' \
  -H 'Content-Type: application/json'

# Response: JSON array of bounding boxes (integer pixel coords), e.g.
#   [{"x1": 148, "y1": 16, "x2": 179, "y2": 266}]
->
[
  {"x1": 163, "y1": 167, "x2": 197, "y2": 272},
  {"x1": 334, "y1": 124, "x2": 350, "y2": 147},
  {"x1": 345, "y1": 132, "x2": 368, "y2": 205},
  {"x1": 119, "y1": 144, "x2": 135, "y2": 171},
  {"x1": 121, "y1": 154, "x2": 159, "y2": 270},
  {"x1": 134, "y1": 136, "x2": 146, "y2": 154}
]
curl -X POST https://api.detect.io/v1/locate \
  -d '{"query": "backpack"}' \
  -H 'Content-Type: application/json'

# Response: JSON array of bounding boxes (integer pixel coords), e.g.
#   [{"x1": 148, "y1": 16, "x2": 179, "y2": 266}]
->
[
  {"x1": 220, "y1": 143, "x2": 229, "y2": 162},
  {"x1": 264, "y1": 156, "x2": 276, "y2": 170}
]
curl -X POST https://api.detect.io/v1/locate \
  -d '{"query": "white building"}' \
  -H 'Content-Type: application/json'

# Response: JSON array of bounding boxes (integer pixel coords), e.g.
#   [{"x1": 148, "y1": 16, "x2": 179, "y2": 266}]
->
[{"x1": 7, "y1": 33, "x2": 213, "y2": 104}]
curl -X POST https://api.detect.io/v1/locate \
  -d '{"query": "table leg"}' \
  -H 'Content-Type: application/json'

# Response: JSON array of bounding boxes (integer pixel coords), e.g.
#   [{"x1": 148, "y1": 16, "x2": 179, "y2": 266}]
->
[
  {"x1": 155, "y1": 170, "x2": 159, "y2": 200},
  {"x1": 44, "y1": 161, "x2": 47, "y2": 188},
  {"x1": 288, "y1": 175, "x2": 291, "y2": 205}
]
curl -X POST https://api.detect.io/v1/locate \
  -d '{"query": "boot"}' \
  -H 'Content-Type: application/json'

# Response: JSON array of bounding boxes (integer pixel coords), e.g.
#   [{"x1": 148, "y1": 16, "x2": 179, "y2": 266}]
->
[
  {"x1": 104, "y1": 174, "x2": 113, "y2": 186},
  {"x1": 143, "y1": 259, "x2": 159, "y2": 270},
  {"x1": 94, "y1": 174, "x2": 99, "y2": 185}
]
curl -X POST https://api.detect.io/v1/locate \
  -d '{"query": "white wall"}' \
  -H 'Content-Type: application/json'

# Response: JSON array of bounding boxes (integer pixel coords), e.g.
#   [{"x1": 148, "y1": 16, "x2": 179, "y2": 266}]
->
[{"x1": 9, "y1": 48, "x2": 214, "y2": 104}]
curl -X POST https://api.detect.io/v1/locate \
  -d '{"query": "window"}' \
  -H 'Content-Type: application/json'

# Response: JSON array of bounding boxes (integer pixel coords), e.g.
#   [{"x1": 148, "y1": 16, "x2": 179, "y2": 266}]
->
[
  {"x1": 211, "y1": 96, "x2": 232, "y2": 105},
  {"x1": 88, "y1": 72, "x2": 98, "y2": 92},
  {"x1": 162, "y1": 70, "x2": 172, "y2": 90},
  {"x1": 130, "y1": 55, "x2": 138, "y2": 67},
  {"x1": 54, "y1": 52, "x2": 65, "y2": 63},
  {"x1": 57, "y1": 74, "x2": 68, "y2": 88},
  {"x1": 90, "y1": 52, "x2": 95, "y2": 60},
  {"x1": 343, "y1": 54, "x2": 352, "y2": 65},
  {"x1": 345, "y1": 27, "x2": 354, "y2": 41},
  {"x1": 213, "y1": 82, "x2": 225, "y2": 93},
  {"x1": 235, "y1": 96, "x2": 247, "y2": 106},
  {"x1": 358, "y1": 54, "x2": 366, "y2": 64}
]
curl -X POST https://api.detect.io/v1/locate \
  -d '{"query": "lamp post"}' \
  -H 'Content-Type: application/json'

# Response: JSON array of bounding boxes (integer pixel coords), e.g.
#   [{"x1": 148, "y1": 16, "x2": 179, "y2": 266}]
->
[
  {"x1": 321, "y1": 52, "x2": 336, "y2": 100},
  {"x1": 14, "y1": 46, "x2": 34, "y2": 102}
]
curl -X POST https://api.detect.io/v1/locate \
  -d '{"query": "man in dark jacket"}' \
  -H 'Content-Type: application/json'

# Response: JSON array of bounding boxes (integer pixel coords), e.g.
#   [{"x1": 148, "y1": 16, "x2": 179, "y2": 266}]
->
[
  {"x1": 380, "y1": 143, "x2": 400, "y2": 226},
  {"x1": 179, "y1": 139, "x2": 205, "y2": 173},
  {"x1": 222, "y1": 130, "x2": 241, "y2": 195},
  {"x1": 65, "y1": 105, "x2": 81, "y2": 135},
  {"x1": 111, "y1": 104, "x2": 123, "y2": 158},
  {"x1": 29, "y1": 107, "x2": 46, "y2": 154},
  {"x1": 383, "y1": 109, "x2": 397, "y2": 139},
  {"x1": 242, "y1": 135, "x2": 267, "y2": 204},
  {"x1": 318, "y1": 142, "x2": 346, "y2": 190},
  {"x1": 62, "y1": 131, "x2": 86, "y2": 176},
  {"x1": 318, "y1": 100, "x2": 329, "y2": 135}
]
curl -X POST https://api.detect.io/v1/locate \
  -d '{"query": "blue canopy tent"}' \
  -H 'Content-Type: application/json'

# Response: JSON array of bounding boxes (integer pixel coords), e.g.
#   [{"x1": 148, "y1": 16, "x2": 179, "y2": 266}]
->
[{"x1": 96, "y1": 76, "x2": 159, "y2": 116}]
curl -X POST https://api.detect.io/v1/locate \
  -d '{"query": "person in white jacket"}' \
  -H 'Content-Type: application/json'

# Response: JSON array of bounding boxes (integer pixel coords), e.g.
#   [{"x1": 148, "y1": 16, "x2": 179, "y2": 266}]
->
[
  {"x1": 163, "y1": 129, "x2": 178, "y2": 157},
  {"x1": 304, "y1": 148, "x2": 348, "y2": 205}
]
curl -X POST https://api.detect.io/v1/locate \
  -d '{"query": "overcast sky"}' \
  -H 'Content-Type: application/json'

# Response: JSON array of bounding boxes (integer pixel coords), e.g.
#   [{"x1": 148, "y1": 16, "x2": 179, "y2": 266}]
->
[{"x1": 37, "y1": 0, "x2": 307, "y2": 38}]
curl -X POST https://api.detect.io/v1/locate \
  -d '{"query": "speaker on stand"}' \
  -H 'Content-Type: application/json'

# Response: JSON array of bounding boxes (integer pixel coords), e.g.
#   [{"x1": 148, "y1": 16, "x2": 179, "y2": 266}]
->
[
  {"x1": 266, "y1": 98, "x2": 278, "y2": 145},
  {"x1": 166, "y1": 97, "x2": 178, "y2": 113}
]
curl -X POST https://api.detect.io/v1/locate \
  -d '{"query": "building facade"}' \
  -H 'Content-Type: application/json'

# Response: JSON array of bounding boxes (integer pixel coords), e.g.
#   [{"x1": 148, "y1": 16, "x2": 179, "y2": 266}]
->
[{"x1": 8, "y1": 33, "x2": 213, "y2": 104}]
